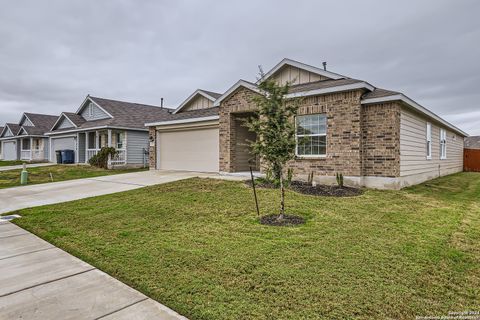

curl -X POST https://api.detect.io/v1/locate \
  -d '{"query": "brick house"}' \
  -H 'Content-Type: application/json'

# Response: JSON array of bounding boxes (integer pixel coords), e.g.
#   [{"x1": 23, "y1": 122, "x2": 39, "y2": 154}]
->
[{"x1": 146, "y1": 58, "x2": 468, "y2": 189}]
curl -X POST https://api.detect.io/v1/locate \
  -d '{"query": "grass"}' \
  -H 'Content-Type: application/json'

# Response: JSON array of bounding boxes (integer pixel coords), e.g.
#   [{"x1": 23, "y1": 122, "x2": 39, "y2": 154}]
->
[
  {"x1": 0, "y1": 165, "x2": 147, "y2": 189},
  {"x1": 0, "y1": 160, "x2": 26, "y2": 167},
  {"x1": 11, "y1": 173, "x2": 480, "y2": 319}
]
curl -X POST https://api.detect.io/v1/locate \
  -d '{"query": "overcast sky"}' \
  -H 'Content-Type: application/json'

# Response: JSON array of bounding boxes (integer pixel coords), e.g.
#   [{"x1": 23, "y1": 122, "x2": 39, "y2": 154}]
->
[{"x1": 1, "y1": 0, "x2": 479, "y2": 134}]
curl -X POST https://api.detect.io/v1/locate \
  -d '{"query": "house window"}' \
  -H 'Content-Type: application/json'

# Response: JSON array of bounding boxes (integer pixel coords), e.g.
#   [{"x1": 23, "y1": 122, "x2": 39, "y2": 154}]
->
[
  {"x1": 22, "y1": 139, "x2": 30, "y2": 150},
  {"x1": 440, "y1": 128, "x2": 447, "y2": 159},
  {"x1": 295, "y1": 114, "x2": 327, "y2": 156},
  {"x1": 426, "y1": 122, "x2": 432, "y2": 159},
  {"x1": 116, "y1": 132, "x2": 124, "y2": 149},
  {"x1": 88, "y1": 132, "x2": 96, "y2": 149}
]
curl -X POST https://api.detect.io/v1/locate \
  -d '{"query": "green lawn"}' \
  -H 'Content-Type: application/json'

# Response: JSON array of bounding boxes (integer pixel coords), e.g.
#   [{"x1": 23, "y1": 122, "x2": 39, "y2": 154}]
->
[
  {"x1": 0, "y1": 160, "x2": 26, "y2": 167},
  {"x1": 0, "y1": 165, "x2": 147, "y2": 189},
  {"x1": 11, "y1": 173, "x2": 480, "y2": 319}
]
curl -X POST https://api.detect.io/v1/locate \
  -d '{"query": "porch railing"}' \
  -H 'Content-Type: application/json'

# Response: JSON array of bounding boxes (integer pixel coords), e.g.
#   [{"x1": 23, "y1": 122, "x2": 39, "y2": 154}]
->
[
  {"x1": 110, "y1": 149, "x2": 126, "y2": 166},
  {"x1": 20, "y1": 150, "x2": 31, "y2": 160},
  {"x1": 86, "y1": 149, "x2": 98, "y2": 161}
]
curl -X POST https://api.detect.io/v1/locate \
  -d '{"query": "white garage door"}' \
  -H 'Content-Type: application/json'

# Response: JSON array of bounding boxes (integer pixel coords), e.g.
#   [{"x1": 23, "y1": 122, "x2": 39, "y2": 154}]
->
[
  {"x1": 3, "y1": 141, "x2": 17, "y2": 160},
  {"x1": 51, "y1": 137, "x2": 76, "y2": 161},
  {"x1": 158, "y1": 127, "x2": 219, "y2": 172}
]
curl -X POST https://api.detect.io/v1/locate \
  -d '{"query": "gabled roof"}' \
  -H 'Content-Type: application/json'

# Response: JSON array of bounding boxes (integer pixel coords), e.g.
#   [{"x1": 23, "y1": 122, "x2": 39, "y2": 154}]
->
[
  {"x1": 49, "y1": 96, "x2": 172, "y2": 134},
  {"x1": 172, "y1": 89, "x2": 222, "y2": 114},
  {"x1": 213, "y1": 80, "x2": 261, "y2": 107},
  {"x1": 50, "y1": 112, "x2": 87, "y2": 131},
  {"x1": 17, "y1": 126, "x2": 49, "y2": 136},
  {"x1": 145, "y1": 107, "x2": 219, "y2": 127},
  {"x1": 257, "y1": 58, "x2": 346, "y2": 84},
  {"x1": 20, "y1": 113, "x2": 58, "y2": 135},
  {"x1": 285, "y1": 78, "x2": 374, "y2": 98},
  {"x1": 0, "y1": 123, "x2": 20, "y2": 138}
]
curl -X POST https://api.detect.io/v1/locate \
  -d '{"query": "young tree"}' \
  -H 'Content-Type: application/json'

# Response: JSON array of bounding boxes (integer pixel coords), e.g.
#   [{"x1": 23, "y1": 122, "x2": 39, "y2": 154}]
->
[{"x1": 246, "y1": 73, "x2": 298, "y2": 221}]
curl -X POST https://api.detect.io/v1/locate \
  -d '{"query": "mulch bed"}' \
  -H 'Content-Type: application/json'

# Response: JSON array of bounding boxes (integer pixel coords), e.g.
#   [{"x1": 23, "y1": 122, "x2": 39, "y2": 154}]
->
[
  {"x1": 260, "y1": 214, "x2": 305, "y2": 226},
  {"x1": 245, "y1": 180, "x2": 363, "y2": 197}
]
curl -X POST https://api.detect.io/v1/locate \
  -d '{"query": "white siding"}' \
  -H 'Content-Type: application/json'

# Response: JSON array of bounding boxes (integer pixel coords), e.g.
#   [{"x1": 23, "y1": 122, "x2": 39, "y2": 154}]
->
[
  {"x1": 182, "y1": 95, "x2": 214, "y2": 112},
  {"x1": 3, "y1": 128, "x2": 13, "y2": 137},
  {"x1": 57, "y1": 117, "x2": 75, "y2": 129},
  {"x1": 400, "y1": 108, "x2": 463, "y2": 178},
  {"x1": 126, "y1": 131, "x2": 149, "y2": 164},
  {"x1": 80, "y1": 102, "x2": 110, "y2": 121}
]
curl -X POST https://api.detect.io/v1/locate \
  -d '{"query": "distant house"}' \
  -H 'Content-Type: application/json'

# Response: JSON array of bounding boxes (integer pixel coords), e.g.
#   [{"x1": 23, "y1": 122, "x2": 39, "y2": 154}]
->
[
  {"x1": 0, "y1": 113, "x2": 57, "y2": 162},
  {"x1": 464, "y1": 136, "x2": 480, "y2": 149},
  {"x1": 147, "y1": 58, "x2": 468, "y2": 189},
  {"x1": 46, "y1": 95, "x2": 170, "y2": 167}
]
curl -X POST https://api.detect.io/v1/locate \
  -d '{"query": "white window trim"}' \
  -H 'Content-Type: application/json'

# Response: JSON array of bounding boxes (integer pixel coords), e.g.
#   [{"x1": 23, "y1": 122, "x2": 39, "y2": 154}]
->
[
  {"x1": 426, "y1": 122, "x2": 432, "y2": 160},
  {"x1": 440, "y1": 128, "x2": 447, "y2": 160},
  {"x1": 295, "y1": 114, "x2": 327, "y2": 158}
]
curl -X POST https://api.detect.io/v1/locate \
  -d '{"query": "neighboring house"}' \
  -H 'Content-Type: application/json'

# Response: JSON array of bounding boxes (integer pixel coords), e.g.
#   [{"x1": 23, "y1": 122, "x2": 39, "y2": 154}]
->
[
  {"x1": 46, "y1": 95, "x2": 170, "y2": 167},
  {"x1": 0, "y1": 127, "x2": 3, "y2": 159},
  {"x1": 0, "y1": 113, "x2": 58, "y2": 162},
  {"x1": 464, "y1": 136, "x2": 480, "y2": 149},
  {"x1": 147, "y1": 58, "x2": 468, "y2": 189}
]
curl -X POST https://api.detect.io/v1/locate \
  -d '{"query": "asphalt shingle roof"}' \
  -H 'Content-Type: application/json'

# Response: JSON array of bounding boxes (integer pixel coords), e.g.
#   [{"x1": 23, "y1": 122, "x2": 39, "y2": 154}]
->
[
  {"x1": 362, "y1": 88, "x2": 400, "y2": 99},
  {"x1": 465, "y1": 136, "x2": 480, "y2": 149},
  {"x1": 199, "y1": 90, "x2": 222, "y2": 99},
  {"x1": 288, "y1": 78, "x2": 365, "y2": 94},
  {"x1": 3, "y1": 123, "x2": 20, "y2": 137},
  {"x1": 63, "y1": 112, "x2": 86, "y2": 127}
]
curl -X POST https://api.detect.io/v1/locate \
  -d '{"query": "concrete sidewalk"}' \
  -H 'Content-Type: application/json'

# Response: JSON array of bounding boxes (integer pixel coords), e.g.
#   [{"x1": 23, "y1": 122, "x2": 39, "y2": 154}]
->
[
  {"x1": 0, "y1": 162, "x2": 56, "y2": 172},
  {"x1": 0, "y1": 170, "x2": 245, "y2": 214},
  {"x1": 0, "y1": 221, "x2": 187, "y2": 319}
]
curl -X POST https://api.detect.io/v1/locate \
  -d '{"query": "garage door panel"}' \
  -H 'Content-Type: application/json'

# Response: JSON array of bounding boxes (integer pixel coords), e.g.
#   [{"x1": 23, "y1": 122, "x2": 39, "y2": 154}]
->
[
  {"x1": 3, "y1": 142, "x2": 17, "y2": 160},
  {"x1": 158, "y1": 128, "x2": 219, "y2": 172},
  {"x1": 51, "y1": 137, "x2": 76, "y2": 161}
]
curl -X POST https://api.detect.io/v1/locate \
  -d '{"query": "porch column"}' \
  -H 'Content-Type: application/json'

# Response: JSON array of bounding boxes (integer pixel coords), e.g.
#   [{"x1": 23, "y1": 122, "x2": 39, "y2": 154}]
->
[
  {"x1": 107, "y1": 129, "x2": 112, "y2": 147},
  {"x1": 107, "y1": 129, "x2": 112, "y2": 168},
  {"x1": 30, "y1": 137, "x2": 33, "y2": 161},
  {"x1": 95, "y1": 131, "x2": 99, "y2": 150},
  {"x1": 85, "y1": 132, "x2": 89, "y2": 163}
]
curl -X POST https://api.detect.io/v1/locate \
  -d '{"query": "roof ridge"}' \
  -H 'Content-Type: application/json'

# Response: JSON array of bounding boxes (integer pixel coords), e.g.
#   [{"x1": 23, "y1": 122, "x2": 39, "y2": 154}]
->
[{"x1": 90, "y1": 96, "x2": 165, "y2": 109}]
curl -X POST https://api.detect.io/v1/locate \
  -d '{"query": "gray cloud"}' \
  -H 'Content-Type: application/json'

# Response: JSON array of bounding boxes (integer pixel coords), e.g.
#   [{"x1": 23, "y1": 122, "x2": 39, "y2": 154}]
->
[{"x1": 0, "y1": 0, "x2": 479, "y2": 134}]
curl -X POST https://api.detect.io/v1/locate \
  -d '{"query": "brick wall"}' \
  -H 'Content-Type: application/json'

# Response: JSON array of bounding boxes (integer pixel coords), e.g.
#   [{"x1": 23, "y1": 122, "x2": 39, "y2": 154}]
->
[
  {"x1": 361, "y1": 102, "x2": 401, "y2": 177},
  {"x1": 219, "y1": 86, "x2": 401, "y2": 179},
  {"x1": 148, "y1": 127, "x2": 156, "y2": 169},
  {"x1": 219, "y1": 87, "x2": 260, "y2": 172}
]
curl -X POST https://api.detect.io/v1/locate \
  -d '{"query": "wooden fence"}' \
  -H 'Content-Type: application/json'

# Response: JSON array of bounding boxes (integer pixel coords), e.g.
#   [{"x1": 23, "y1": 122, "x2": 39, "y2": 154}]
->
[{"x1": 464, "y1": 148, "x2": 480, "y2": 172}]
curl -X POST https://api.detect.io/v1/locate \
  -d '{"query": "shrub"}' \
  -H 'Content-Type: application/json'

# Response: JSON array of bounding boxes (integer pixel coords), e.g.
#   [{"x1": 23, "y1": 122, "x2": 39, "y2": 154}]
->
[{"x1": 88, "y1": 147, "x2": 117, "y2": 169}]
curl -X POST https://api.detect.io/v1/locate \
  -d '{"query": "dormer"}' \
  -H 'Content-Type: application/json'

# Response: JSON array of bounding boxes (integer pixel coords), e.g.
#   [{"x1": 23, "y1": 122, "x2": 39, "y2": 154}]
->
[
  {"x1": 0, "y1": 124, "x2": 19, "y2": 138},
  {"x1": 19, "y1": 114, "x2": 34, "y2": 127},
  {"x1": 258, "y1": 58, "x2": 346, "y2": 86},
  {"x1": 172, "y1": 89, "x2": 221, "y2": 114},
  {"x1": 76, "y1": 96, "x2": 113, "y2": 121}
]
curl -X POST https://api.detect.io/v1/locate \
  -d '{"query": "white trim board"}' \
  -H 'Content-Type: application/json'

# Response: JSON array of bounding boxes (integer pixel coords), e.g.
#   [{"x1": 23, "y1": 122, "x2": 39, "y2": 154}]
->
[
  {"x1": 51, "y1": 112, "x2": 78, "y2": 131},
  {"x1": 145, "y1": 115, "x2": 220, "y2": 127},
  {"x1": 213, "y1": 80, "x2": 261, "y2": 107},
  {"x1": 75, "y1": 95, "x2": 114, "y2": 119},
  {"x1": 46, "y1": 125, "x2": 149, "y2": 135},
  {"x1": 285, "y1": 82, "x2": 375, "y2": 99},
  {"x1": 172, "y1": 89, "x2": 219, "y2": 114},
  {"x1": 361, "y1": 94, "x2": 468, "y2": 137},
  {"x1": 256, "y1": 58, "x2": 345, "y2": 84}
]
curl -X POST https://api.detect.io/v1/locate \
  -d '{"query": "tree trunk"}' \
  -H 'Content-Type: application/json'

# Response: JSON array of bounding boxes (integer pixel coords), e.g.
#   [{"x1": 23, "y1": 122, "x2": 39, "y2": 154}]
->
[{"x1": 278, "y1": 169, "x2": 285, "y2": 221}]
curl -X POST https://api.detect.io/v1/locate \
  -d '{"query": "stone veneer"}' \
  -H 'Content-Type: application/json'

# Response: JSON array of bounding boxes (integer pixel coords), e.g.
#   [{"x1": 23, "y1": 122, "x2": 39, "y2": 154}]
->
[{"x1": 219, "y1": 86, "x2": 402, "y2": 180}]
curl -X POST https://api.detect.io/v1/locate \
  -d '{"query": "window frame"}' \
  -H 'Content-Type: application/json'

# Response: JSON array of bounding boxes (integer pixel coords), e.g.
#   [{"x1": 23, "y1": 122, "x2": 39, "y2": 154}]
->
[
  {"x1": 295, "y1": 114, "x2": 327, "y2": 158},
  {"x1": 426, "y1": 122, "x2": 432, "y2": 160},
  {"x1": 116, "y1": 132, "x2": 124, "y2": 149},
  {"x1": 440, "y1": 128, "x2": 447, "y2": 160}
]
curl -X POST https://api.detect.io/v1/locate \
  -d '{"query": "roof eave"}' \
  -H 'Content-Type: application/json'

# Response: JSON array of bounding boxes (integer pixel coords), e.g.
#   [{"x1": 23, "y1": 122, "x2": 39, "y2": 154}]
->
[
  {"x1": 361, "y1": 94, "x2": 469, "y2": 137},
  {"x1": 145, "y1": 115, "x2": 220, "y2": 127}
]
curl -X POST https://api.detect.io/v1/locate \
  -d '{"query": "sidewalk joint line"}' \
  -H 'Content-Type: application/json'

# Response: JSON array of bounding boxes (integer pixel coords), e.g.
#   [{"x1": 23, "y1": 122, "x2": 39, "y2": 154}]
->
[
  {"x1": 94, "y1": 297, "x2": 149, "y2": 319},
  {"x1": 0, "y1": 247, "x2": 56, "y2": 261},
  {"x1": 0, "y1": 268, "x2": 96, "y2": 297}
]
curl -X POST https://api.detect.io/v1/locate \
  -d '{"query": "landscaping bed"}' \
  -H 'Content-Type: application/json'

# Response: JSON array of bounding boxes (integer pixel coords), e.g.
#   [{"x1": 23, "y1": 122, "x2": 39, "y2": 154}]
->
[
  {"x1": 246, "y1": 179, "x2": 363, "y2": 197},
  {"x1": 8, "y1": 173, "x2": 480, "y2": 319}
]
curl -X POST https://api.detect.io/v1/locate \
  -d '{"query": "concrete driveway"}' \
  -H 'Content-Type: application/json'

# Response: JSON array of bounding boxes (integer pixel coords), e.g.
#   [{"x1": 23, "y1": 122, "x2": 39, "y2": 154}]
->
[
  {"x1": 0, "y1": 170, "x2": 240, "y2": 214},
  {"x1": 0, "y1": 221, "x2": 187, "y2": 319}
]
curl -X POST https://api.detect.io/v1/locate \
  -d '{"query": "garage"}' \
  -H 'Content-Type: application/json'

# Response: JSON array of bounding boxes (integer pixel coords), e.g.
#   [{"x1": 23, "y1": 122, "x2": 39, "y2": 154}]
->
[
  {"x1": 157, "y1": 127, "x2": 219, "y2": 172},
  {"x1": 50, "y1": 136, "x2": 76, "y2": 162},
  {"x1": 2, "y1": 141, "x2": 17, "y2": 160}
]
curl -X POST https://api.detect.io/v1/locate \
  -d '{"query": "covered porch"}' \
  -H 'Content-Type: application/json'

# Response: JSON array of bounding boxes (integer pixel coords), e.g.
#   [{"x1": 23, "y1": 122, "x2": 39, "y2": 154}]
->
[
  {"x1": 84, "y1": 129, "x2": 127, "y2": 166},
  {"x1": 20, "y1": 137, "x2": 47, "y2": 162}
]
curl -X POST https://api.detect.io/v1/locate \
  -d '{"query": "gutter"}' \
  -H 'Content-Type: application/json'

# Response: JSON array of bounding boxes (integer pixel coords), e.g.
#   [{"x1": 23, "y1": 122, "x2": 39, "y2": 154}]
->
[{"x1": 45, "y1": 125, "x2": 149, "y2": 135}]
